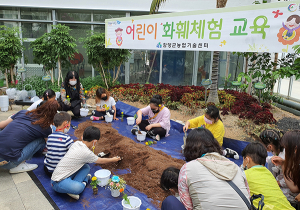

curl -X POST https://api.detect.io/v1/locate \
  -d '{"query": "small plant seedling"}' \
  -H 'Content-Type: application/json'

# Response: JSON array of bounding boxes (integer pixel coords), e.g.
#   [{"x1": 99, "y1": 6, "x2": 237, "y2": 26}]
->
[{"x1": 123, "y1": 193, "x2": 133, "y2": 208}]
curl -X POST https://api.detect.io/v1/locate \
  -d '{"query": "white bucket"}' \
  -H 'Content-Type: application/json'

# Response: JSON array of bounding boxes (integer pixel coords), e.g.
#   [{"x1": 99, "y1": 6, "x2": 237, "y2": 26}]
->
[
  {"x1": 6, "y1": 88, "x2": 16, "y2": 99},
  {"x1": 181, "y1": 145, "x2": 185, "y2": 153},
  {"x1": 111, "y1": 189, "x2": 120, "y2": 197},
  {"x1": 127, "y1": 117, "x2": 135, "y2": 125},
  {"x1": 94, "y1": 169, "x2": 111, "y2": 187},
  {"x1": 137, "y1": 131, "x2": 146, "y2": 142},
  {"x1": 80, "y1": 108, "x2": 89, "y2": 117},
  {"x1": 0, "y1": 95, "x2": 9, "y2": 112},
  {"x1": 122, "y1": 196, "x2": 142, "y2": 210},
  {"x1": 55, "y1": 92, "x2": 60, "y2": 100},
  {"x1": 105, "y1": 115, "x2": 113, "y2": 123}
]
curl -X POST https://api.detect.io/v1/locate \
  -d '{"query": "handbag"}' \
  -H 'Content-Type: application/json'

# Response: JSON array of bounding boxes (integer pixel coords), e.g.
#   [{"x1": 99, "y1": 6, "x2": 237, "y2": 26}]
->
[{"x1": 227, "y1": 180, "x2": 265, "y2": 210}]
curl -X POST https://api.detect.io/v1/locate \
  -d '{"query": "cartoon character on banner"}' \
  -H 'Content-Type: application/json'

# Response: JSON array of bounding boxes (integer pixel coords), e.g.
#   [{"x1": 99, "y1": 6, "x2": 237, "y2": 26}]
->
[
  {"x1": 115, "y1": 28, "x2": 123, "y2": 47},
  {"x1": 277, "y1": 15, "x2": 300, "y2": 47}
]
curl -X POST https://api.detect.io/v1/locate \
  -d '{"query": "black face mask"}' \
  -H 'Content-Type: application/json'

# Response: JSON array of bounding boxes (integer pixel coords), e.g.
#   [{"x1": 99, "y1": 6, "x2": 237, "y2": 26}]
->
[
  {"x1": 151, "y1": 109, "x2": 159, "y2": 113},
  {"x1": 102, "y1": 96, "x2": 107, "y2": 100}
]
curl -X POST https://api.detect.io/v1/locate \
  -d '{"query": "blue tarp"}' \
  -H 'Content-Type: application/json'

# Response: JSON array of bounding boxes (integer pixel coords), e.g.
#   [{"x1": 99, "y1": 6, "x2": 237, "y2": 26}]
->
[{"x1": 28, "y1": 101, "x2": 250, "y2": 210}]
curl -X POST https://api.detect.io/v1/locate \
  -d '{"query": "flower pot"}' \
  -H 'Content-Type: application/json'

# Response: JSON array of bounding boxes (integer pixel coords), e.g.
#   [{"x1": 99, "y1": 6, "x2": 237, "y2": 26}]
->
[
  {"x1": 127, "y1": 117, "x2": 135, "y2": 125},
  {"x1": 80, "y1": 108, "x2": 89, "y2": 117},
  {"x1": 105, "y1": 115, "x2": 113, "y2": 123},
  {"x1": 121, "y1": 118, "x2": 124, "y2": 122},
  {"x1": 111, "y1": 189, "x2": 120, "y2": 197},
  {"x1": 94, "y1": 169, "x2": 111, "y2": 187},
  {"x1": 122, "y1": 196, "x2": 142, "y2": 210},
  {"x1": 93, "y1": 188, "x2": 98, "y2": 195},
  {"x1": 137, "y1": 131, "x2": 146, "y2": 142}
]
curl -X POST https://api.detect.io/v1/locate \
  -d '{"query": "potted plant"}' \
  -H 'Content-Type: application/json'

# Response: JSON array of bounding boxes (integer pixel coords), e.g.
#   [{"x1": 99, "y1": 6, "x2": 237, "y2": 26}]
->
[
  {"x1": 90, "y1": 176, "x2": 100, "y2": 195},
  {"x1": 107, "y1": 175, "x2": 126, "y2": 197},
  {"x1": 121, "y1": 112, "x2": 124, "y2": 122}
]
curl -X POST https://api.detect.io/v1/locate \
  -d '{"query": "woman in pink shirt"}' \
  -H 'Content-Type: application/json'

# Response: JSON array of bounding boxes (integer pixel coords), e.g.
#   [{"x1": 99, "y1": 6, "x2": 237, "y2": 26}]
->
[{"x1": 131, "y1": 95, "x2": 171, "y2": 141}]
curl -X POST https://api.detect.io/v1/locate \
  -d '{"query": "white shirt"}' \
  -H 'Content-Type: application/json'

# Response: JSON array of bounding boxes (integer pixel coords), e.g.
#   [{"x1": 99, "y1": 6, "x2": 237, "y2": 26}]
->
[
  {"x1": 96, "y1": 96, "x2": 116, "y2": 111},
  {"x1": 51, "y1": 141, "x2": 98, "y2": 182},
  {"x1": 27, "y1": 99, "x2": 43, "y2": 111}
]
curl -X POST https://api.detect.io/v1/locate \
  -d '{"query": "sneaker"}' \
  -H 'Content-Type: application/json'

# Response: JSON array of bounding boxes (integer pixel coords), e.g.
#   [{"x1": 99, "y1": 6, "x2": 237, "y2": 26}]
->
[
  {"x1": 67, "y1": 193, "x2": 79, "y2": 200},
  {"x1": 131, "y1": 129, "x2": 138, "y2": 135},
  {"x1": 42, "y1": 148, "x2": 48, "y2": 155},
  {"x1": 9, "y1": 162, "x2": 38, "y2": 174},
  {"x1": 155, "y1": 134, "x2": 160, "y2": 141},
  {"x1": 223, "y1": 148, "x2": 239, "y2": 160},
  {"x1": 87, "y1": 174, "x2": 91, "y2": 182},
  {"x1": 90, "y1": 116, "x2": 99, "y2": 121},
  {"x1": 92, "y1": 110, "x2": 95, "y2": 115}
]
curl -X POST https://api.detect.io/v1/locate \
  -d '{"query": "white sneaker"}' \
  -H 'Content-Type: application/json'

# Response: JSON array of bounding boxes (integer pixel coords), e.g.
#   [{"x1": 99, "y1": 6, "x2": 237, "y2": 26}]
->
[
  {"x1": 67, "y1": 193, "x2": 80, "y2": 200},
  {"x1": 9, "y1": 162, "x2": 38, "y2": 174}
]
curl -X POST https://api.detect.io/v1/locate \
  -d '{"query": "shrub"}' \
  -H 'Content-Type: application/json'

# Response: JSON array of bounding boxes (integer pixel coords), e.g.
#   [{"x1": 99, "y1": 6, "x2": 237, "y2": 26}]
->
[{"x1": 81, "y1": 75, "x2": 106, "y2": 91}]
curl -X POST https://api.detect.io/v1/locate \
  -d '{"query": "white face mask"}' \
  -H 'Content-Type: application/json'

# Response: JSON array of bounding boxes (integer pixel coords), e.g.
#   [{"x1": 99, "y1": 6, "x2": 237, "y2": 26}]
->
[
  {"x1": 204, "y1": 116, "x2": 213, "y2": 124},
  {"x1": 69, "y1": 80, "x2": 77, "y2": 86},
  {"x1": 63, "y1": 127, "x2": 70, "y2": 134}
]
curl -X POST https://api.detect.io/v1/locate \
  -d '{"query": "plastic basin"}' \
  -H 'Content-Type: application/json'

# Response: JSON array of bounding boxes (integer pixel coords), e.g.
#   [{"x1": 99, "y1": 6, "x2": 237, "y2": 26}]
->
[
  {"x1": 137, "y1": 131, "x2": 146, "y2": 141},
  {"x1": 80, "y1": 108, "x2": 89, "y2": 117},
  {"x1": 127, "y1": 117, "x2": 135, "y2": 125},
  {"x1": 122, "y1": 196, "x2": 142, "y2": 210},
  {"x1": 105, "y1": 115, "x2": 113, "y2": 123},
  {"x1": 94, "y1": 169, "x2": 111, "y2": 187}
]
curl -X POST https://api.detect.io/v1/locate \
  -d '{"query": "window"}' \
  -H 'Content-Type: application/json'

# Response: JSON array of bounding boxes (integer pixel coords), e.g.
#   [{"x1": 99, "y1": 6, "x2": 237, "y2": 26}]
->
[
  {"x1": 21, "y1": 8, "x2": 51, "y2": 20},
  {"x1": 0, "y1": 7, "x2": 18, "y2": 19},
  {"x1": 162, "y1": 51, "x2": 194, "y2": 86},
  {"x1": 93, "y1": 11, "x2": 125, "y2": 22},
  {"x1": 197, "y1": 51, "x2": 211, "y2": 85},
  {"x1": 57, "y1": 10, "x2": 91, "y2": 22},
  {"x1": 291, "y1": 78, "x2": 300, "y2": 100},
  {"x1": 22, "y1": 23, "x2": 48, "y2": 38}
]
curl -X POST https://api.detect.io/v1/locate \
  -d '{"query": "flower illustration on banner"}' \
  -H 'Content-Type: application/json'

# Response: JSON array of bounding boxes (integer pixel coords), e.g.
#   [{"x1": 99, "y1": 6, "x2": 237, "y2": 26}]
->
[
  {"x1": 115, "y1": 28, "x2": 123, "y2": 46},
  {"x1": 106, "y1": 38, "x2": 112, "y2": 47},
  {"x1": 247, "y1": 43, "x2": 269, "y2": 52},
  {"x1": 277, "y1": 15, "x2": 300, "y2": 45}
]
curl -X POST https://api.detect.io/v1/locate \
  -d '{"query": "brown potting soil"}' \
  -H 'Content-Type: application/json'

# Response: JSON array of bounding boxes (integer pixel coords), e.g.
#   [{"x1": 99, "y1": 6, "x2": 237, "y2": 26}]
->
[{"x1": 74, "y1": 121, "x2": 185, "y2": 208}]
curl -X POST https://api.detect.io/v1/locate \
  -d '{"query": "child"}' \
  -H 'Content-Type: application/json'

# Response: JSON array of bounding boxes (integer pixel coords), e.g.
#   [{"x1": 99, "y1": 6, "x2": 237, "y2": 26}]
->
[
  {"x1": 51, "y1": 126, "x2": 121, "y2": 200},
  {"x1": 90, "y1": 88, "x2": 118, "y2": 121},
  {"x1": 44, "y1": 112, "x2": 74, "y2": 177},
  {"x1": 260, "y1": 129, "x2": 298, "y2": 202},
  {"x1": 160, "y1": 167, "x2": 180, "y2": 198},
  {"x1": 241, "y1": 142, "x2": 294, "y2": 210},
  {"x1": 27, "y1": 89, "x2": 56, "y2": 111}
]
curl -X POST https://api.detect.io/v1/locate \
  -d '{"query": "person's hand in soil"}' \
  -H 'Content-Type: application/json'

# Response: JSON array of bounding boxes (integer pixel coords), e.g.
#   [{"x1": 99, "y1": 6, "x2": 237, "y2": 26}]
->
[
  {"x1": 95, "y1": 156, "x2": 121, "y2": 164},
  {"x1": 271, "y1": 156, "x2": 284, "y2": 166},
  {"x1": 295, "y1": 193, "x2": 300, "y2": 201},
  {"x1": 145, "y1": 124, "x2": 153, "y2": 131}
]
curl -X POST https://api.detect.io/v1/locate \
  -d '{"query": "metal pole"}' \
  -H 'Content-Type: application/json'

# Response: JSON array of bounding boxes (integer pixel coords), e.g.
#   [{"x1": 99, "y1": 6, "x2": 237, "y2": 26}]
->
[
  {"x1": 159, "y1": 50, "x2": 163, "y2": 83},
  {"x1": 192, "y1": 51, "x2": 199, "y2": 86}
]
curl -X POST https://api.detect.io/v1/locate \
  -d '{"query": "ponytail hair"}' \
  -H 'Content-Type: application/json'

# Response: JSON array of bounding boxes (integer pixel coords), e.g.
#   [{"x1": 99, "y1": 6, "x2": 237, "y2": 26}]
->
[
  {"x1": 150, "y1": 95, "x2": 162, "y2": 107},
  {"x1": 259, "y1": 129, "x2": 284, "y2": 153},
  {"x1": 42, "y1": 89, "x2": 56, "y2": 101}
]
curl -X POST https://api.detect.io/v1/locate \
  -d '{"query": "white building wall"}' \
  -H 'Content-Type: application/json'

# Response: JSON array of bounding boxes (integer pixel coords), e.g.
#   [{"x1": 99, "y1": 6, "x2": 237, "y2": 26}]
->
[{"x1": 1, "y1": 0, "x2": 262, "y2": 12}]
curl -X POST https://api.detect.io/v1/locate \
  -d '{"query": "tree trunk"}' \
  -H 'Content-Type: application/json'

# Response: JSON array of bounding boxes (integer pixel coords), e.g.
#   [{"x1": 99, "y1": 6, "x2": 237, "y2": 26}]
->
[
  {"x1": 146, "y1": 51, "x2": 157, "y2": 83},
  {"x1": 113, "y1": 61, "x2": 123, "y2": 83},
  {"x1": 51, "y1": 68, "x2": 54, "y2": 84},
  {"x1": 225, "y1": 52, "x2": 230, "y2": 89},
  {"x1": 5, "y1": 69, "x2": 8, "y2": 88},
  {"x1": 207, "y1": 51, "x2": 220, "y2": 104},
  {"x1": 10, "y1": 65, "x2": 15, "y2": 84},
  {"x1": 100, "y1": 62, "x2": 109, "y2": 89},
  {"x1": 271, "y1": 53, "x2": 278, "y2": 95},
  {"x1": 58, "y1": 57, "x2": 62, "y2": 86}
]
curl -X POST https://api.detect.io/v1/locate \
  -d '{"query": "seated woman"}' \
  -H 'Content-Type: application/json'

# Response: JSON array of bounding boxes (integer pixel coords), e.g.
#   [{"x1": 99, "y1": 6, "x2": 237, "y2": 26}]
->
[
  {"x1": 0, "y1": 99, "x2": 60, "y2": 173},
  {"x1": 241, "y1": 142, "x2": 294, "y2": 210},
  {"x1": 162, "y1": 128, "x2": 250, "y2": 210},
  {"x1": 260, "y1": 129, "x2": 298, "y2": 202},
  {"x1": 58, "y1": 71, "x2": 86, "y2": 117},
  {"x1": 27, "y1": 89, "x2": 56, "y2": 111},
  {"x1": 90, "y1": 87, "x2": 118, "y2": 121},
  {"x1": 272, "y1": 130, "x2": 300, "y2": 208},
  {"x1": 183, "y1": 105, "x2": 225, "y2": 146},
  {"x1": 132, "y1": 95, "x2": 170, "y2": 141}
]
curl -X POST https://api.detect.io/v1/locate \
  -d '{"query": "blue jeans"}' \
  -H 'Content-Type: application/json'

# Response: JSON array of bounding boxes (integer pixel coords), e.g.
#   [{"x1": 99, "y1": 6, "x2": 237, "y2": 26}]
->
[
  {"x1": 51, "y1": 164, "x2": 90, "y2": 195},
  {"x1": 161, "y1": 196, "x2": 186, "y2": 210},
  {"x1": 0, "y1": 137, "x2": 45, "y2": 170}
]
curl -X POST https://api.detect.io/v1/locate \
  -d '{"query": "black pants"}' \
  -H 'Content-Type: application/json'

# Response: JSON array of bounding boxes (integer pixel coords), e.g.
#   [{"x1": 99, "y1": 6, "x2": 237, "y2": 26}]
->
[
  {"x1": 93, "y1": 110, "x2": 114, "y2": 118},
  {"x1": 161, "y1": 196, "x2": 186, "y2": 210},
  {"x1": 138, "y1": 120, "x2": 166, "y2": 138},
  {"x1": 44, "y1": 165, "x2": 53, "y2": 177},
  {"x1": 59, "y1": 100, "x2": 81, "y2": 117}
]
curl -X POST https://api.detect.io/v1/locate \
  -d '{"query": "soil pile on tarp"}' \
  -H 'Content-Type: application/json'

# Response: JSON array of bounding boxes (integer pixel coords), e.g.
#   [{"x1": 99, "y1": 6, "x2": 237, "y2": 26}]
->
[
  {"x1": 276, "y1": 117, "x2": 300, "y2": 132},
  {"x1": 74, "y1": 121, "x2": 185, "y2": 207}
]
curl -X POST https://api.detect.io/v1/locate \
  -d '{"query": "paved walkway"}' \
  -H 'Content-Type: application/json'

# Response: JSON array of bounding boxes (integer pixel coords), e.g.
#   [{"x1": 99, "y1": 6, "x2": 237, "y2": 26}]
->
[{"x1": 0, "y1": 105, "x2": 54, "y2": 210}]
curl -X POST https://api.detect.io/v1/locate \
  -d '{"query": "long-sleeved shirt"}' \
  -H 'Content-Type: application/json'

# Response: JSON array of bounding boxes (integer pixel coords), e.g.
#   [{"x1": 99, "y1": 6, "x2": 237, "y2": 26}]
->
[{"x1": 60, "y1": 82, "x2": 86, "y2": 106}]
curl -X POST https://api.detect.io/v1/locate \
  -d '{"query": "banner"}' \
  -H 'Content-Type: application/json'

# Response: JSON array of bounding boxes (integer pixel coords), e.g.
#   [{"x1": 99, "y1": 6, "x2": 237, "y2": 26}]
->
[{"x1": 105, "y1": 1, "x2": 300, "y2": 53}]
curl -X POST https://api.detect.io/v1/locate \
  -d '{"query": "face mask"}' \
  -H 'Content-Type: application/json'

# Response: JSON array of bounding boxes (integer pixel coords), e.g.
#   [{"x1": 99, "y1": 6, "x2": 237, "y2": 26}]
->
[
  {"x1": 63, "y1": 127, "x2": 70, "y2": 134},
  {"x1": 240, "y1": 164, "x2": 248, "y2": 171},
  {"x1": 102, "y1": 96, "x2": 108, "y2": 100},
  {"x1": 204, "y1": 116, "x2": 213, "y2": 124},
  {"x1": 152, "y1": 109, "x2": 159, "y2": 113},
  {"x1": 69, "y1": 80, "x2": 77, "y2": 86}
]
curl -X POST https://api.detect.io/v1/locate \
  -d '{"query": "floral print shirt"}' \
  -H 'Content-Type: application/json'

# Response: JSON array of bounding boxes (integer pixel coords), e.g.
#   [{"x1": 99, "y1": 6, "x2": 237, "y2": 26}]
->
[{"x1": 60, "y1": 82, "x2": 86, "y2": 106}]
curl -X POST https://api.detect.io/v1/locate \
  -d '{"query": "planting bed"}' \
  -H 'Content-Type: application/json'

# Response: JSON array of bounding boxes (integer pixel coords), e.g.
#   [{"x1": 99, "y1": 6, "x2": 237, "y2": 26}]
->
[{"x1": 74, "y1": 121, "x2": 185, "y2": 207}]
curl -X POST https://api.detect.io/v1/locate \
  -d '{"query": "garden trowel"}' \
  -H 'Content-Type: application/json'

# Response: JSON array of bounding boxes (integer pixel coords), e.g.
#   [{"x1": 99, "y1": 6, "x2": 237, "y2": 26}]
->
[{"x1": 183, "y1": 131, "x2": 187, "y2": 146}]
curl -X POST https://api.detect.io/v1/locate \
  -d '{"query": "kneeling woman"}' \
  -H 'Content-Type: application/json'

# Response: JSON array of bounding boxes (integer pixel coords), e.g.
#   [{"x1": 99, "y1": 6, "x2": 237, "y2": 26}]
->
[{"x1": 132, "y1": 95, "x2": 170, "y2": 141}]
